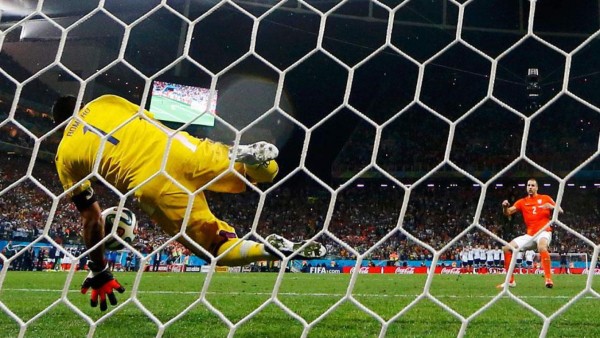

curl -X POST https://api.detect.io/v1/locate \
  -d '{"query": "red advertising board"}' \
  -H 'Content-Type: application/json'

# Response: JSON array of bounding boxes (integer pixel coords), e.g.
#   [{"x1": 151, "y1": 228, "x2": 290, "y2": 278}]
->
[{"x1": 340, "y1": 266, "x2": 596, "y2": 275}]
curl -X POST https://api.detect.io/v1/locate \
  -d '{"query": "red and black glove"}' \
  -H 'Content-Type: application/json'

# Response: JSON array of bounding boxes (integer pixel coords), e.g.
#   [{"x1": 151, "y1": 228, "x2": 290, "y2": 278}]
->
[{"x1": 81, "y1": 261, "x2": 125, "y2": 311}]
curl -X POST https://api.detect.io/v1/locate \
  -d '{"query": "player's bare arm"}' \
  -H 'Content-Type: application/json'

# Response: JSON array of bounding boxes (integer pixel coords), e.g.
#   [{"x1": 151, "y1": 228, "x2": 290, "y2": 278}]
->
[
  {"x1": 78, "y1": 199, "x2": 126, "y2": 311},
  {"x1": 502, "y1": 200, "x2": 517, "y2": 216},
  {"x1": 80, "y1": 200, "x2": 105, "y2": 264}
]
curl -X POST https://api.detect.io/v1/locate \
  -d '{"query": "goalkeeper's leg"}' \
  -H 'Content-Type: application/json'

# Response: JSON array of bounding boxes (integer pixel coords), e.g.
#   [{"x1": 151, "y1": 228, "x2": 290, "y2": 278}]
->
[
  {"x1": 215, "y1": 234, "x2": 328, "y2": 265},
  {"x1": 155, "y1": 214, "x2": 275, "y2": 266},
  {"x1": 147, "y1": 190, "x2": 283, "y2": 266},
  {"x1": 190, "y1": 140, "x2": 279, "y2": 192},
  {"x1": 215, "y1": 238, "x2": 274, "y2": 266},
  {"x1": 244, "y1": 160, "x2": 279, "y2": 183},
  {"x1": 230, "y1": 141, "x2": 279, "y2": 183}
]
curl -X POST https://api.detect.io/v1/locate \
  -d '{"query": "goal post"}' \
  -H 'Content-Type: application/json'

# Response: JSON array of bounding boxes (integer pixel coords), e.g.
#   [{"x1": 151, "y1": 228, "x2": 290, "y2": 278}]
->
[{"x1": 548, "y1": 252, "x2": 589, "y2": 270}]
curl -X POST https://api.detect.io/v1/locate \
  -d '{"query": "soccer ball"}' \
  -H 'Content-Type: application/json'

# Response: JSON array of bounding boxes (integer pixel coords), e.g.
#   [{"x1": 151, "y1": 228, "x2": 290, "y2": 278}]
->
[{"x1": 102, "y1": 207, "x2": 137, "y2": 250}]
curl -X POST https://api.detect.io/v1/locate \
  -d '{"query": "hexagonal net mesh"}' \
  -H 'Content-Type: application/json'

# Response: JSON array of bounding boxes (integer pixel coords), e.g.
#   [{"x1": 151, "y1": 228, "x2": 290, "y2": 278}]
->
[{"x1": 0, "y1": 0, "x2": 599, "y2": 337}]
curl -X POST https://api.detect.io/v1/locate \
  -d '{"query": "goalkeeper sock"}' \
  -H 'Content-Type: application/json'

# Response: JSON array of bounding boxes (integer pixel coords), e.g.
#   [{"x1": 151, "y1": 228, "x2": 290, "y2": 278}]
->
[
  {"x1": 540, "y1": 251, "x2": 552, "y2": 279},
  {"x1": 216, "y1": 238, "x2": 272, "y2": 266},
  {"x1": 504, "y1": 251, "x2": 514, "y2": 282},
  {"x1": 245, "y1": 160, "x2": 279, "y2": 183}
]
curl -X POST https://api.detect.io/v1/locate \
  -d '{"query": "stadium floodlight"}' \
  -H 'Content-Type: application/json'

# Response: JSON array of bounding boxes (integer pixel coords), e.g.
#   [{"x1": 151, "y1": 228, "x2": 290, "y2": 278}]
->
[{"x1": 526, "y1": 67, "x2": 541, "y2": 113}]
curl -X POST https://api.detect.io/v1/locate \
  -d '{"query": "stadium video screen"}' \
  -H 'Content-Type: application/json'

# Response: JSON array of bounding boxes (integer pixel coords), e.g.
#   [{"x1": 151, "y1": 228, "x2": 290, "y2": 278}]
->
[{"x1": 149, "y1": 81, "x2": 217, "y2": 126}]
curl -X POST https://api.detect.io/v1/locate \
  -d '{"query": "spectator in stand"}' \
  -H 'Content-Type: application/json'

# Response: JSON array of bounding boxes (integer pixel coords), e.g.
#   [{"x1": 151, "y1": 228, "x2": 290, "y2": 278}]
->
[
  {"x1": 106, "y1": 250, "x2": 117, "y2": 271},
  {"x1": 36, "y1": 248, "x2": 46, "y2": 271},
  {"x1": 525, "y1": 249, "x2": 536, "y2": 273},
  {"x1": 477, "y1": 245, "x2": 486, "y2": 271},
  {"x1": 493, "y1": 246, "x2": 502, "y2": 268},
  {"x1": 54, "y1": 247, "x2": 64, "y2": 271},
  {"x1": 559, "y1": 246, "x2": 570, "y2": 274},
  {"x1": 78, "y1": 247, "x2": 88, "y2": 271},
  {"x1": 5, "y1": 240, "x2": 15, "y2": 258},
  {"x1": 466, "y1": 246, "x2": 474, "y2": 273},
  {"x1": 23, "y1": 247, "x2": 34, "y2": 271},
  {"x1": 125, "y1": 252, "x2": 133, "y2": 272},
  {"x1": 165, "y1": 247, "x2": 175, "y2": 271},
  {"x1": 486, "y1": 245, "x2": 495, "y2": 269},
  {"x1": 48, "y1": 246, "x2": 56, "y2": 270},
  {"x1": 134, "y1": 254, "x2": 141, "y2": 271},
  {"x1": 152, "y1": 249, "x2": 161, "y2": 272},
  {"x1": 515, "y1": 251, "x2": 523, "y2": 270},
  {"x1": 460, "y1": 247, "x2": 468, "y2": 271}
]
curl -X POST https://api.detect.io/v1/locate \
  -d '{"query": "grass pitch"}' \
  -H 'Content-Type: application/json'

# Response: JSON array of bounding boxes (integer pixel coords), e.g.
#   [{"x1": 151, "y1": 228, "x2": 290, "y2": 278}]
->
[
  {"x1": 150, "y1": 96, "x2": 215, "y2": 126},
  {"x1": 0, "y1": 271, "x2": 597, "y2": 337}
]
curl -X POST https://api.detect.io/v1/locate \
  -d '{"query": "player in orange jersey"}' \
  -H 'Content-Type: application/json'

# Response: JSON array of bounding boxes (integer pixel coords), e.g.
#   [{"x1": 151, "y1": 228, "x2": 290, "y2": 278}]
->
[{"x1": 497, "y1": 178, "x2": 562, "y2": 289}]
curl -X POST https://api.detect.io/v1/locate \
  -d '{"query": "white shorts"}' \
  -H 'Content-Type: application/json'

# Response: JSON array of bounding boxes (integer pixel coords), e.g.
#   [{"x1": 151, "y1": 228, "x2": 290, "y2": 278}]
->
[{"x1": 513, "y1": 231, "x2": 552, "y2": 250}]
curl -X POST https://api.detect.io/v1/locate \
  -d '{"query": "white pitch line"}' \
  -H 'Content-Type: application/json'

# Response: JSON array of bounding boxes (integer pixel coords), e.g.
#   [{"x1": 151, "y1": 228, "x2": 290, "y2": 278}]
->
[{"x1": 1, "y1": 288, "x2": 597, "y2": 300}]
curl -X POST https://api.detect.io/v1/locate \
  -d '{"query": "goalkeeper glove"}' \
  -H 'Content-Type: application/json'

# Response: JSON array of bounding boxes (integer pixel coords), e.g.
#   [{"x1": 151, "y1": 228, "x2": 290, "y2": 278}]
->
[{"x1": 81, "y1": 261, "x2": 125, "y2": 311}]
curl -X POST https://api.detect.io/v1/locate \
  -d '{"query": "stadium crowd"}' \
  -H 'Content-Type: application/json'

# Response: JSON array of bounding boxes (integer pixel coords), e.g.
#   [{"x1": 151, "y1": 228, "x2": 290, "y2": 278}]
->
[
  {"x1": 1, "y1": 98, "x2": 598, "y2": 268},
  {"x1": 0, "y1": 98, "x2": 58, "y2": 153},
  {"x1": 333, "y1": 114, "x2": 600, "y2": 177},
  {"x1": 151, "y1": 81, "x2": 212, "y2": 107},
  {"x1": 1, "y1": 153, "x2": 598, "y2": 269}
]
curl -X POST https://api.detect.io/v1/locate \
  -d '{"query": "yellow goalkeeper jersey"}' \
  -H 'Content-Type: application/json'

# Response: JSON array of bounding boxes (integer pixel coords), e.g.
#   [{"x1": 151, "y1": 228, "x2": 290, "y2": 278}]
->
[
  {"x1": 55, "y1": 94, "x2": 209, "y2": 197},
  {"x1": 56, "y1": 94, "x2": 280, "y2": 255}
]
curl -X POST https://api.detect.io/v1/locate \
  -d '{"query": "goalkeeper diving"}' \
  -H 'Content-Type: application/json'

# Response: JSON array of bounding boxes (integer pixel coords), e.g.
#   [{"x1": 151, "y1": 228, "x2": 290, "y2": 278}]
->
[{"x1": 52, "y1": 94, "x2": 326, "y2": 311}]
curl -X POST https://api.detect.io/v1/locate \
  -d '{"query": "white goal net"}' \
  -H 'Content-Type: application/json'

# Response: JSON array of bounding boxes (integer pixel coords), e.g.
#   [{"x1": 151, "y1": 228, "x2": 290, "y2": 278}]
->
[{"x1": 0, "y1": 0, "x2": 599, "y2": 337}]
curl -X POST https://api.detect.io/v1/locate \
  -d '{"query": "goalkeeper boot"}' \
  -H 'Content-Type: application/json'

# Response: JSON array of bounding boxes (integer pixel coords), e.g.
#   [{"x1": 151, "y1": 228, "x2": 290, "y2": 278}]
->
[
  {"x1": 229, "y1": 141, "x2": 279, "y2": 165},
  {"x1": 265, "y1": 234, "x2": 327, "y2": 259},
  {"x1": 545, "y1": 278, "x2": 554, "y2": 288}
]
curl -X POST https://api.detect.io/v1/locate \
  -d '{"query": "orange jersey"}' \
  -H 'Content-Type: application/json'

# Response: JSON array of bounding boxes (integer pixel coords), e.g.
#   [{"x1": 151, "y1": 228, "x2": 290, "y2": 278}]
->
[{"x1": 513, "y1": 194, "x2": 555, "y2": 235}]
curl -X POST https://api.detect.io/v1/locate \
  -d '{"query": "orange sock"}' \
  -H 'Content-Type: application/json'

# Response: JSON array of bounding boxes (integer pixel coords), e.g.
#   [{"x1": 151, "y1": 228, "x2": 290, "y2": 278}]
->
[
  {"x1": 504, "y1": 251, "x2": 514, "y2": 282},
  {"x1": 540, "y1": 251, "x2": 552, "y2": 279}
]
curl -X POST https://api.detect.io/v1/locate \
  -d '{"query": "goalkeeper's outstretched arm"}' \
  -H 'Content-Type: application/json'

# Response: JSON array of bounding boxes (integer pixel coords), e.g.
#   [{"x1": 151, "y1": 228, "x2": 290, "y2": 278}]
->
[
  {"x1": 53, "y1": 95, "x2": 125, "y2": 311},
  {"x1": 76, "y1": 198, "x2": 126, "y2": 312},
  {"x1": 80, "y1": 201, "x2": 105, "y2": 265},
  {"x1": 68, "y1": 185, "x2": 105, "y2": 264}
]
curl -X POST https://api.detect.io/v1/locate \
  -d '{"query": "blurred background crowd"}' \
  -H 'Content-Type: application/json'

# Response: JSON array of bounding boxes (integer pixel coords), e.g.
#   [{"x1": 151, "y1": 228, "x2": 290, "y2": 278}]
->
[
  {"x1": 2, "y1": 151, "x2": 598, "y2": 269},
  {"x1": 0, "y1": 87, "x2": 599, "y2": 270}
]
